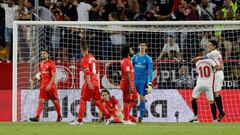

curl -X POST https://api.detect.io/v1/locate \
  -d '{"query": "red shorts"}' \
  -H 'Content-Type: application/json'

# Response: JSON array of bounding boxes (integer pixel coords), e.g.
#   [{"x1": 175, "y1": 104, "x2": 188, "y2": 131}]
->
[
  {"x1": 120, "y1": 84, "x2": 138, "y2": 103},
  {"x1": 81, "y1": 83, "x2": 101, "y2": 101},
  {"x1": 39, "y1": 86, "x2": 58, "y2": 101}
]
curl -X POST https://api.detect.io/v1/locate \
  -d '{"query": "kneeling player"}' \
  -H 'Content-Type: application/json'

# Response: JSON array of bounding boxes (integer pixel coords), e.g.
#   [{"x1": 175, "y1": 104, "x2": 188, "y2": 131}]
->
[{"x1": 98, "y1": 89, "x2": 138, "y2": 125}]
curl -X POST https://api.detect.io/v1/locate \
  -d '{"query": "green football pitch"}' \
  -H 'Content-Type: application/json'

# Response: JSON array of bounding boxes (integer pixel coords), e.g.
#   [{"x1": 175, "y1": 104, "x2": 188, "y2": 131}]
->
[{"x1": 0, "y1": 122, "x2": 240, "y2": 135}]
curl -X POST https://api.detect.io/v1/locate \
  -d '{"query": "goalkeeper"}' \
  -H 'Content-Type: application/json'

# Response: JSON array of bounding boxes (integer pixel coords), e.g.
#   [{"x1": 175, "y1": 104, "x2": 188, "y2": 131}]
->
[{"x1": 131, "y1": 41, "x2": 153, "y2": 123}]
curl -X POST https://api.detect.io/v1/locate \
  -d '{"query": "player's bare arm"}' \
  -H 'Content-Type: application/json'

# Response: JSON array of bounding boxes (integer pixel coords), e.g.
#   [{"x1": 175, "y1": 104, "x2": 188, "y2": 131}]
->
[
  {"x1": 98, "y1": 111, "x2": 103, "y2": 123},
  {"x1": 191, "y1": 56, "x2": 203, "y2": 62},
  {"x1": 86, "y1": 74, "x2": 93, "y2": 90},
  {"x1": 46, "y1": 72, "x2": 56, "y2": 91},
  {"x1": 126, "y1": 71, "x2": 133, "y2": 94}
]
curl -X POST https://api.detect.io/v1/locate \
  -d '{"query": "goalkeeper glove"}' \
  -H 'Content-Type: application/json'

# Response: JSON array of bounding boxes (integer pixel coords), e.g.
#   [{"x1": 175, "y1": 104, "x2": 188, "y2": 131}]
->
[{"x1": 147, "y1": 82, "x2": 153, "y2": 93}]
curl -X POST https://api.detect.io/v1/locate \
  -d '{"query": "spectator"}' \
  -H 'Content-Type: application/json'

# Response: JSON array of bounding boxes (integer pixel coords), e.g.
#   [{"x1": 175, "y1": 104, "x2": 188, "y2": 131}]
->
[
  {"x1": 157, "y1": 35, "x2": 180, "y2": 60},
  {"x1": 0, "y1": 0, "x2": 19, "y2": 60},
  {"x1": 99, "y1": 0, "x2": 117, "y2": 21},
  {"x1": 177, "y1": 65, "x2": 193, "y2": 88},
  {"x1": 102, "y1": 12, "x2": 126, "y2": 60},
  {"x1": 156, "y1": 0, "x2": 173, "y2": 16},
  {"x1": 199, "y1": 0, "x2": 216, "y2": 20},
  {"x1": 233, "y1": 38, "x2": 240, "y2": 59},
  {"x1": 230, "y1": 0, "x2": 238, "y2": 19},
  {"x1": 236, "y1": 8, "x2": 240, "y2": 20},
  {"x1": 145, "y1": 2, "x2": 171, "y2": 21},
  {"x1": 221, "y1": 0, "x2": 234, "y2": 20},
  {"x1": 0, "y1": 43, "x2": 8, "y2": 61},
  {"x1": 179, "y1": 0, "x2": 199, "y2": 20},
  {"x1": 215, "y1": 8, "x2": 224, "y2": 20},
  {"x1": 218, "y1": 34, "x2": 232, "y2": 60},
  {"x1": 74, "y1": 0, "x2": 103, "y2": 21}
]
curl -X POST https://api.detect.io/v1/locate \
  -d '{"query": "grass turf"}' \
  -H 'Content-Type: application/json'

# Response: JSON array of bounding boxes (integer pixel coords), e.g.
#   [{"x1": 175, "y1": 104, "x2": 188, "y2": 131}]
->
[{"x1": 0, "y1": 122, "x2": 240, "y2": 135}]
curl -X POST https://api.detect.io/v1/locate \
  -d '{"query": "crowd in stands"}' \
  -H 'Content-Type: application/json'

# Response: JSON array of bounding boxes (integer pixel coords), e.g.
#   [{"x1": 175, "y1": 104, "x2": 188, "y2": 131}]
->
[{"x1": 0, "y1": 0, "x2": 240, "y2": 61}]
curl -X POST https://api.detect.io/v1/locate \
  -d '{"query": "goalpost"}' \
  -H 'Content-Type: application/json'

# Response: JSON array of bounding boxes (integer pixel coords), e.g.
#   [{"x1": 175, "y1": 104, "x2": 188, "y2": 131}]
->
[{"x1": 13, "y1": 21, "x2": 240, "y2": 122}]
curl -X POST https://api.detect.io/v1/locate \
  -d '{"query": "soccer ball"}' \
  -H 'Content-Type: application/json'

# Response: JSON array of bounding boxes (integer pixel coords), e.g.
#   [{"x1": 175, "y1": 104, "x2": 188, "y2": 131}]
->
[{"x1": 35, "y1": 72, "x2": 41, "y2": 80}]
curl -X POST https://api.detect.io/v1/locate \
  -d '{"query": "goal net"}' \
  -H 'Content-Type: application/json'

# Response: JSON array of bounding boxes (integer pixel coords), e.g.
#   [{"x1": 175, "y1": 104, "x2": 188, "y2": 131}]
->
[{"x1": 13, "y1": 21, "x2": 240, "y2": 122}]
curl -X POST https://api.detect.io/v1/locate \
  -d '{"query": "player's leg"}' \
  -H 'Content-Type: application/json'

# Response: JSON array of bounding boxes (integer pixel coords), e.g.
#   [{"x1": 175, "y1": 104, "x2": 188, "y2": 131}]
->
[
  {"x1": 214, "y1": 73, "x2": 225, "y2": 121},
  {"x1": 77, "y1": 83, "x2": 90, "y2": 123},
  {"x1": 77, "y1": 98, "x2": 86, "y2": 123},
  {"x1": 206, "y1": 86, "x2": 217, "y2": 122},
  {"x1": 30, "y1": 88, "x2": 47, "y2": 122},
  {"x1": 189, "y1": 86, "x2": 201, "y2": 122},
  {"x1": 49, "y1": 88, "x2": 62, "y2": 122},
  {"x1": 136, "y1": 83, "x2": 147, "y2": 122},
  {"x1": 210, "y1": 101, "x2": 217, "y2": 122},
  {"x1": 30, "y1": 98, "x2": 45, "y2": 122}
]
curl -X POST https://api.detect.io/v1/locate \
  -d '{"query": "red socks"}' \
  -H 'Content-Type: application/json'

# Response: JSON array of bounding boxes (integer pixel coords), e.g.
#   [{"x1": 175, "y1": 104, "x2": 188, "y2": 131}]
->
[
  {"x1": 36, "y1": 103, "x2": 44, "y2": 119},
  {"x1": 78, "y1": 99, "x2": 86, "y2": 122},
  {"x1": 123, "y1": 102, "x2": 131, "y2": 121},
  {"x1": 53, "y1": 100, "x2": 61, "y2": 117}
]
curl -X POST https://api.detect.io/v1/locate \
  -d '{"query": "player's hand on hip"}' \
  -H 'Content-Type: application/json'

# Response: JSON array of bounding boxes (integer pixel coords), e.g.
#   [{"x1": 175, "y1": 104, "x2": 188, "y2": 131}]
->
[
  {"x1": 88, "y1": 82, "x2": 94, "y2": 90},
  {"x1": 45, "y1": 85, "x2": 51, "y2": 91},
  {"x1": 147, "y1": 82, "x2": 153, "y2": 93}
]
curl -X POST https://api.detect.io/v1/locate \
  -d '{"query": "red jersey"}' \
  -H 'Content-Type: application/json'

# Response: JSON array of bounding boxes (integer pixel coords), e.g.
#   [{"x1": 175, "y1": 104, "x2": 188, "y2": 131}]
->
[
  {"x1": 39, "y1": 60, "x2": 56, "y2": 87},
  {"x1": 120, "y1": 58, "x2": 134, "y2": 86},
  {"x1": 81, "y1": 54, "x2": 99, "y2": 85},
  {"x1": 101, "y1": 96, "x2": 119, "y2": 114}
]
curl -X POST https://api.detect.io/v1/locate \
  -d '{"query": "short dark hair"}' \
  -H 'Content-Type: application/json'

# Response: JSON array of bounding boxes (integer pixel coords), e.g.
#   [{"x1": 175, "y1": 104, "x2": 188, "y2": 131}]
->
[
  {"x1": 197, "y1": 48, "x2": 205, "y2": 56},
  {"x1": 209, "y1": 39, "x2": 219, "y2": 49},
  {"x1": 138, "y1": 41, "x2": 147, "y2": 46},
  {"x1": 81, "y1": 44, "x2": 88, "y2": 51},
  {"x1": 168, "y1": 35, "x2": 173, "y2": 39},
  {"x1": 101, "y1": 89, "x2": 110, "y2": 95},
  {"x1": 121, "y1": 45, "x2": 130, "y2": 58},
  {"x1": 41, "y1": 49, "x2": 49, "y2": 54}
]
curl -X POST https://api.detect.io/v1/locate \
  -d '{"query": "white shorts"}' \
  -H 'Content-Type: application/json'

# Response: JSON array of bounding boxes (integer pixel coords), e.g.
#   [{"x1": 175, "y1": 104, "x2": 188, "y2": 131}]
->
[
  {"x1": 192, "y1": 84, "x2": 214, "y2": 101},
  {"x1": 213, "y1": 71, "x2": 224, "y2": 92}
]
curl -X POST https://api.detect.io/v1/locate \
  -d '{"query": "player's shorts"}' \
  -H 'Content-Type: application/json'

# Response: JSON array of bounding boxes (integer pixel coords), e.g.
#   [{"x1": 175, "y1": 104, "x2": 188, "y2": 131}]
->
[
  {"x1": 39, "y1": 86, "x2": 59, "y2": 101},
  {"x1": 81, "y1": 82, "x2": 101, "y2": 101},
  {"x1": 213, "y1": 71, "x2": 224, "y2": 92},
  {"x1": 120, "y1": 84, "x2": 138, "y2": 103},
  {"x1": 135, "y1": 82, "x2": 147, "y2": 95},
  {"x1": 192, "y1": 84, "x2": 214, "y2": 101}
]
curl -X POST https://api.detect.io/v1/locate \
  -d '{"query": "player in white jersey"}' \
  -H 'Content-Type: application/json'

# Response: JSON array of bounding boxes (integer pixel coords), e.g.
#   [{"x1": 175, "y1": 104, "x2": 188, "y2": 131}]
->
[
  {"x1": 189, "y1": 49, "x2": 218, "y2": 123},
  {"x1": 191, "y1": 40, "x2": 225, "y2": 122}
]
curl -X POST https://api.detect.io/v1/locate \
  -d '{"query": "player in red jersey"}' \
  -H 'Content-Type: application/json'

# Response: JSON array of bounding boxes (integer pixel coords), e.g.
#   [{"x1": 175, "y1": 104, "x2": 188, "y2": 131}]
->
[
  {"x1": 98, "y1": 89, "x2": 123, "y2": 124},
  {"x1": 98, "y1": 89, "x2": 138, "y2": 125},
  {"x1": 30, "y1": 49, "x2": 62, "y2": 122},
  {"x1": 120, "y1": 45, "x2": 138, "y2": 125},
  {"x1": 70, "y1": 44, "x2": 111, "y2": 125}
]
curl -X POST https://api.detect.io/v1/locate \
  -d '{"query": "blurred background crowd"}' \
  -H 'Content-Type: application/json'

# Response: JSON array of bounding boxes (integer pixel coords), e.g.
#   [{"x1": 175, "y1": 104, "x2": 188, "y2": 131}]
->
[{"x1": 0, "y1": 0, "x2": 240, "y2": 61}]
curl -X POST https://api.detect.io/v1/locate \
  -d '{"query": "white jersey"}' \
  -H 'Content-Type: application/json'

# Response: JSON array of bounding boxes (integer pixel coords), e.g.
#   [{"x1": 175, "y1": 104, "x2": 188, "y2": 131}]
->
[
  {"x1": 193, "y1": 59, "x2": 217, "y2": 101},
  {"x1": 206, "y1": 50, "x2": 223, "y2": 66},
  {"x1": 196, "y1": 59, "x2": 217, "y2": 85},
  {"x1": 206, "y1": 49, "x2": 224, "y2": 91}
]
